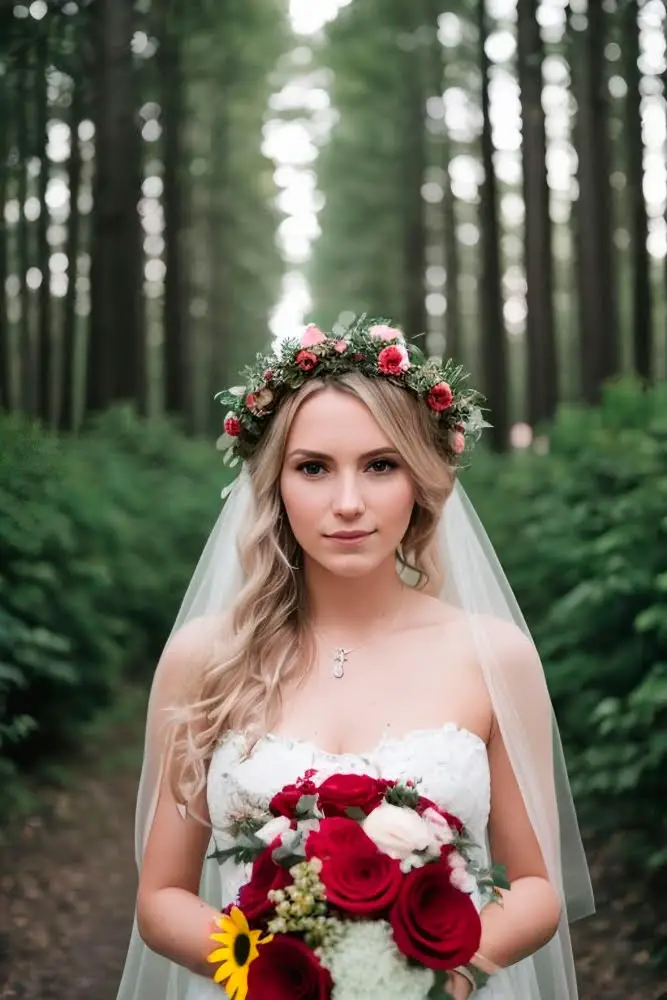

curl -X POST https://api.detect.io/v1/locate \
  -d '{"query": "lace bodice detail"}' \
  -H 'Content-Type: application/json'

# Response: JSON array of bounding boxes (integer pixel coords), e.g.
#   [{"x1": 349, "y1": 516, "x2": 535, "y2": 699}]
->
[{"x1": 207, "y1": 723, "x2": 491, "y2": 911}]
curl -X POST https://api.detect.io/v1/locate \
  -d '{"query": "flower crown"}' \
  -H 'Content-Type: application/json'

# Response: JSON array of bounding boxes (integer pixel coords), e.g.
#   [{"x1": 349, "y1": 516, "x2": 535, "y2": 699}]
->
[{"x1": 215, "y1": 315, "x2": 487, "y2": 476}]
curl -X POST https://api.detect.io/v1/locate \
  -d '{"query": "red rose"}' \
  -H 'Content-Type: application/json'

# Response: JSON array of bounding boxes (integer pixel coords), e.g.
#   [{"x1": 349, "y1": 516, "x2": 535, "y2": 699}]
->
[
  {"x1": 377, "y1": 344, "x2": 410, "y2": 375},
  {"x1": 248, "y1": 934, "x2": 332, "y2": 1000},
  {"x1": 318, "y1": 847, "x2": 403, "y2": 917},
  {"x1": 223, "y1": 414, "x2": 240, "y2": 437},
  {"x1": 317, "y1": 773, "x2": 393, "y2": 818},
  {"x1": 426, "y1": 381, "x2": 453, "y2": 412},
  {"x1": 390, "y1": 854, "x2": 481, "y2": 970},
  {"x1": 415, "y1": 797, "x2": 465, "y2": 834},
  {"x1": 305, "y1": 816, "x2": 373, "y2": 861},
  {"x1": 270, "y1": 776, "x2": 318, "y2": 818},
  {"x1": 263, "y1": 369, "x2": 273, "y2": 381},
  {"x1": 237, "y1": 842, "x2": 292, "y2": 922},
  {"x1": 296, "y1": 349, "x2": 318, "y2": 371}
]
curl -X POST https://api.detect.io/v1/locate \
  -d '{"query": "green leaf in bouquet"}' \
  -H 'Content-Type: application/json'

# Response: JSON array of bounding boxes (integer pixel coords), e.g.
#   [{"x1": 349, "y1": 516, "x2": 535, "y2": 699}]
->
[
  {"x1": 490, "y1": 863, "x2": 511, "y2": 890},
  {"x1": 344, "y1": 805, "x2": 366, "y2": 821},
  {"x1": 427, "y1": 970, "x2": 455, "y2": 1000},
  {"x1": 295, "y1": 793, "x2": 322, "y2": 818}
]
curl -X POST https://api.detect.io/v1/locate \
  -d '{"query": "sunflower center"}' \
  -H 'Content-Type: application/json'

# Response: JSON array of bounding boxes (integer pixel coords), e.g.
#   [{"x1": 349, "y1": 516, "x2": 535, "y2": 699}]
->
[{"x1": 233, "y1": 932, "x2": 251, "y2": 967}]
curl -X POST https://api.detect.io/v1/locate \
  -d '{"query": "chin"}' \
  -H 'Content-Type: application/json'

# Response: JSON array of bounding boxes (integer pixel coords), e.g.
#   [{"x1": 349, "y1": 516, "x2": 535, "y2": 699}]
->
[{"x1": 317, "y1": 552, "x2": 385, "y2": 578}]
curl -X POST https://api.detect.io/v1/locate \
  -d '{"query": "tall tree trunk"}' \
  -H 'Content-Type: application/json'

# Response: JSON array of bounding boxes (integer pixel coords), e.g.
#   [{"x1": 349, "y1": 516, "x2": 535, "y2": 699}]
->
[
  {"x1": 426, "y1": 0, "x2": 462, "y2": 361},
  {"x1": 60, "y1": 79, "x2": 83, "y2": 431},
  {"x1": 401, "y1": 46, "x2": 427, "y2": 341},
  {"x1": 568, "y1": 6, "x2": 618, "y2": 403},
  {"x1": 36, "y1": 27, "x2": 52, "y2": 424},
  {"x1": 16, "y1": 43, "x2": 33, "y2": 415},
  {"x1": 0, "y1": 74, "x2": 9, "y2": 410},
  {"x1": 478, "y1": 0, "x2": 508, "y2": 451},
  {"x1": 87, "y1": 0, "x2": 144, "y2": 414},
  {"x1": 207, "y1": 92, "x2": 231, "y2": 433},
  {"x1": 624, "y1": 0, "x2": 652, "y2": 381},
  {"x1": 157, "y1": 4, "x2": 190, "y2": 421},
  {"x1": 517, "y1": 0, "x2": 557, "y2": 425}
]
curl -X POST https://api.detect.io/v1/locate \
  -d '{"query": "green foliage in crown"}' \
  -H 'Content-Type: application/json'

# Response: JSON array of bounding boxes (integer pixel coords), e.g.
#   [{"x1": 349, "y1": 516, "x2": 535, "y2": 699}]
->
[{"x1": 215, "y1": 315, "x2": 488, "y2": 472}]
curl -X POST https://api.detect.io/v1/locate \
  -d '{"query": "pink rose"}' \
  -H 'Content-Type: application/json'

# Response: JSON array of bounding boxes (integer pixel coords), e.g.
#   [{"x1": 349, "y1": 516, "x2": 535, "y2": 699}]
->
[
  {"x1": 295, "y1": 350, "x2": 318, "y2": 372},
  {"x1": 369, "y1": 324, "x2": 402, "y2": 341},
  {"x1": 426, "y1": 382, "x2": 453, "y2": 413},
  {"x1": 377, "y1": 344, "x2": 410, "y2": 375},
  {"x1": 451, "y1": 431, "x2": 465, "y2": 455},
  {"x1": 334, "y1": 340, "x2": 348, "y2": 353},
  {"x1": 300, "y1": 324, "x2": 327, "y2": 348},
  {"x1": 263, "y1": 369, "x2": 273, "y2": 382},
  {"x1": 223, "y1": 413, "x2": 240, "y2": 437},
  {"x1": 245, "y1": 387, "x2": 273, "y2": 415}
]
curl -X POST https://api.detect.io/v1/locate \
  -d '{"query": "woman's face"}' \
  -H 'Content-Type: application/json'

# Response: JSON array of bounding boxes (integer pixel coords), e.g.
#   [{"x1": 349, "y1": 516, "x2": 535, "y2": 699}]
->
[{"x1": 279, "y1": 387, "x2": 416, "y2": 578}]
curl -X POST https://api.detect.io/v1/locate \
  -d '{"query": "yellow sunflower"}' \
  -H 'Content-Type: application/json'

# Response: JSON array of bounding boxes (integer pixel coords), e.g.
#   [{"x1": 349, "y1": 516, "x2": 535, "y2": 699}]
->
[{"x1": 207, "y1": 906, "x2": 272, "y2": 1000}]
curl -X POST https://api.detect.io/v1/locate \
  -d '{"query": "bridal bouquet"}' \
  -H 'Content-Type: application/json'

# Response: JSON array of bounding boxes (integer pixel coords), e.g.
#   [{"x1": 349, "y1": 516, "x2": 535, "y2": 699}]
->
[{"x1": 208, "y1": 770, "x2": 506, "y2": 1000}]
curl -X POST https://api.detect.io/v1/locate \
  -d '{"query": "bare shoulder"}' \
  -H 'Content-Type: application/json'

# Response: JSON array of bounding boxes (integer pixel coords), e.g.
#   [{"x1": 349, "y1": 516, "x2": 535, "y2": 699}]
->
[
  {"x1": 152, "y1": 614, "x2": 228, "y2": 700},
  {"x1": 405, "y1": 596, "x2": 538, "y2": 672}
]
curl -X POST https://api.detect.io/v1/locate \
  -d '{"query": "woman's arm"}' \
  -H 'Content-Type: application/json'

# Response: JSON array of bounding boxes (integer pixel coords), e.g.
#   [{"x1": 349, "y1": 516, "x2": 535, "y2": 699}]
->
[
  {"x1": 136, "y1": 773, "x2": 219, "y2": 978},
  {"x1": 476, "y1": 625, "x2": 562, "y2": 972},
  {"x1": 135, "y1": 616, "x2": 227, "y2": 978}
]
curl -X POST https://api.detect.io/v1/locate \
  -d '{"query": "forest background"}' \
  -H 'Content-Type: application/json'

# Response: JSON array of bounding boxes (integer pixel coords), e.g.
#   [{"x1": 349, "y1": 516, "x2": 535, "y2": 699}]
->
[{"x1": 0, "y1": 0, "x2": 666, "y2": 996}]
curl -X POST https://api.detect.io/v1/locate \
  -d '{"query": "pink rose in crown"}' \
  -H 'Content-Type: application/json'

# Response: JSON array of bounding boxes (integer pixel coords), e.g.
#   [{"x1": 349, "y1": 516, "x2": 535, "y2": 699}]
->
[
  {"x1": 369, "y1": 324, "x2": 403, "y2": 342},
  {"x1": 426, "y1": 382, "x2": 453, "y2": 413},
  {"x1": 334, "y1": 340, "x2": 348, "y2": 353},
  {"x1": 300, "y1": 324, "x2": 327, "y2": 348},
  {"x1": 263, "y1": 369, "x2": 273, "y2": 382},
  {"x1": 377, "y1": 344, "x2": 410, "y2": 375},
  {"x1": 245, "y1": 388, "x2": 274, "y2": 415},
  {"x1": 295, "y1": 350, "x2": 319, "y2": 372},
  {"x1": 223, "y1": 413, "x2": 240, "y2": 437},
  {"x1": 451, "y1": 431, "x2": 465, "y2": 455}
]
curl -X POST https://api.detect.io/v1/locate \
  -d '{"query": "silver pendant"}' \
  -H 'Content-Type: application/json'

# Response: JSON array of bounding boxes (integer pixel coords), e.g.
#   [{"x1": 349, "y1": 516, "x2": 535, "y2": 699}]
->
[{"x1": 332, "y1": 647, "x2": 348, "y2": 679}]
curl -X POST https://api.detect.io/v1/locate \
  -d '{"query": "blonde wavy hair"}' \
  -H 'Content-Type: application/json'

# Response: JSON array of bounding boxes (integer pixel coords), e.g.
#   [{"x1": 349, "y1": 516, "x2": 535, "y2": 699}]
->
[{"x1": 168, "y1": 371, "x2": 456, "y2": 810}]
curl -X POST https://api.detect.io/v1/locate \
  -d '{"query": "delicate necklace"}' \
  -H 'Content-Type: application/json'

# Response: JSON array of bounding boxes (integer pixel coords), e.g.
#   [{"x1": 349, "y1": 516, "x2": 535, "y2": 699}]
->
[{"x1": 314, "y1": 591, "x2": 407, "y2": 679}]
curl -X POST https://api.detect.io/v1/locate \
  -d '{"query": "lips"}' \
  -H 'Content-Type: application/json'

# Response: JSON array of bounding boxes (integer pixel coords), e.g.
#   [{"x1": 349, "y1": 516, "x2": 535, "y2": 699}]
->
[{"x1": 327, "y1": 530, "x2": 374, "y2": 540}]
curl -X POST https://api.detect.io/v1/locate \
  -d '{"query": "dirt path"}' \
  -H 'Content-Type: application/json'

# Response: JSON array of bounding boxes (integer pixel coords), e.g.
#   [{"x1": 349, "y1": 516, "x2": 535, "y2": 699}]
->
[{"x1": 0, "y1": 717, "x2": 665, "y2": 1000}]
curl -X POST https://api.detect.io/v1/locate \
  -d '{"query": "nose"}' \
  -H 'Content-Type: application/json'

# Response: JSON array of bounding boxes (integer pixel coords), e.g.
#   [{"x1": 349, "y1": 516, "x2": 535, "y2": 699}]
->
[{"x1": 331, "y1": 472, "x2": 366, "y2": 519}]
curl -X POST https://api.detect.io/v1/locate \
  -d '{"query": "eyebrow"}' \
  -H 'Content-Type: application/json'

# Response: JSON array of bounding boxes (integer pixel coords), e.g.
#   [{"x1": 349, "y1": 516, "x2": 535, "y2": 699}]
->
[{"x1": 287, "y1": 447, "x2": 401, "y2": 461}]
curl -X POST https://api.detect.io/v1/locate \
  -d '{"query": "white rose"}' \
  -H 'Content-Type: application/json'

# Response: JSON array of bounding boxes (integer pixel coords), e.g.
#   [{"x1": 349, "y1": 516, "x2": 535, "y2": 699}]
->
[
  {"x1": 448, "y1": 850, "x2": 477, "y2": 895},
  {"x1": 421, "y1": 807, "x2": 455, "y2": 846},
  {"x1": 255, "y1": 815, "x2": 292, "y2": 845},
  {"x1": 362, "y1": 802, "x2": 437, "y2": 861}
]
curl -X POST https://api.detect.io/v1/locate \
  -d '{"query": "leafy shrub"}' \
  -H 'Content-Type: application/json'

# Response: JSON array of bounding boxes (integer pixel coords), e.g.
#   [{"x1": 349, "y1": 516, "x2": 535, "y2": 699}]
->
[
  {"x1": 0, "y1": 407, "x2": 225, "y2": 794},
  {"x1": 463, "y1": 378, "x2": 667, "y2": 870}
]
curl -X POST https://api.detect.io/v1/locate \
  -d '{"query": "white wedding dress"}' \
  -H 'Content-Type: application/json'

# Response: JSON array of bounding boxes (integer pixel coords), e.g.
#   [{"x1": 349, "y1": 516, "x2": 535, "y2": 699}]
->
[{"x1": 185, "y1": 722, "x2": 541, "y2": 1000}]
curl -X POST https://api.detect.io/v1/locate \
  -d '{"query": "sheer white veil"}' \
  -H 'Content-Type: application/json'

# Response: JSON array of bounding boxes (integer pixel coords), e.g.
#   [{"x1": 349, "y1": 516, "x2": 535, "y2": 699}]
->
[{"x1": 117, "y1": 470, "x2": 594, "y2": 1000}]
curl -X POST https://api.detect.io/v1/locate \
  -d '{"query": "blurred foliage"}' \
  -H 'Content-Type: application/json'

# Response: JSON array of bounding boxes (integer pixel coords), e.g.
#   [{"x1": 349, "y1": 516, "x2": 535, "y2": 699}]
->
[
  {"x1": 463, "y1": 378, "x2": 667, "y2": 871},
  {"x1": 0, "y1": 409, "x2": 225, "y2": 807}
]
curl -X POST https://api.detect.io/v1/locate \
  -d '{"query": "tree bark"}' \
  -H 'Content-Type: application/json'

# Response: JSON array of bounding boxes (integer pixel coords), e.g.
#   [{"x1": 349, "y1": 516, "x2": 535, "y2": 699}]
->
[
  {"x1": 478, "y1": 0, "x2": 508, "y2": 451},
  {"x1": 568, "y1": 5, "x2": 618, "y2": 403},
  {"x1": 0, "y1": 70, "x2": 9, "y2": 410},
  {"x1": 60, "y1": 78, "x2": 83, "y2": 431},
  {"x1": 87, "y1": 0, "x2": 144, "y2": 414},
  {"x1": 401, "y1": 41, "x2": 427, "y2": 341},
  {"x1": 516, "y1": 0, "x2": 557, "y2": 425},
  {"x1": 157, "y1": 4, "x2": 190, "y2": 420},
  {"x1": 623, "y1": 0, "x2": 652, "y2": 381},
  {"x1": 16, "y1": 43, "x2": 34, "y2": 415},
  {"x1": 36, "y1": 26, "x2": 52, "y2": 425}
]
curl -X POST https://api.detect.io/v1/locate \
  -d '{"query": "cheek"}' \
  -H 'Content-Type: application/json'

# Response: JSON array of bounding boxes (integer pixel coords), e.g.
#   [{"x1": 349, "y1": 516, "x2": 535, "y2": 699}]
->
[
  {"x1": 383, "y1": 475, "x2": 416, "y2": 525},
  {"x1": 280, "y1": 474, "x2": 321, "y2": 535}
]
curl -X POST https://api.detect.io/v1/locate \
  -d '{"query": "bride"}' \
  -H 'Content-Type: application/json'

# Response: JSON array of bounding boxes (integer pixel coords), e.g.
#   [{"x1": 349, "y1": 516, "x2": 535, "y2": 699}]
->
[{"x1": 117, "y1": 317, "x2": 593, "y2": 1000}]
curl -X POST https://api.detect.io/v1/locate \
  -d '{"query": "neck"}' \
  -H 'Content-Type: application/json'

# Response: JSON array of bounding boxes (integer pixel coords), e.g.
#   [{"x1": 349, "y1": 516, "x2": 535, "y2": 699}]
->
[{"x1": 303, "y1": 554, "x2": 407, "y2": 639}]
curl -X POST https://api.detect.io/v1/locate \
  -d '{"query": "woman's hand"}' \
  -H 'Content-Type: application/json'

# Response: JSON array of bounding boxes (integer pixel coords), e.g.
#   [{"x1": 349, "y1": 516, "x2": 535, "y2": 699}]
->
[{"x1": 446, "y1": 970, "x2": 473, "y2": 1000}]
